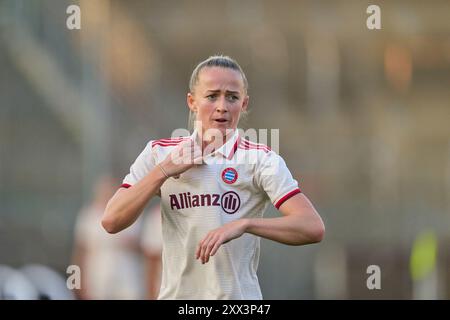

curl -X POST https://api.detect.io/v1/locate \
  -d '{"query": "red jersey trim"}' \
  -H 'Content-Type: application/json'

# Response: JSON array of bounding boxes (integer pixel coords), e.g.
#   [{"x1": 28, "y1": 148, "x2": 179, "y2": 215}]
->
[
  {"x1": 274, "y1": 188, "x2": 301, "y2": 209},
  {"x1": 227, "y1": 137, "x2": 240, "y2": 159},
  {"x1": 239, "y1": 140, "x2": 271, "y2": 153},
  {"x1": 241, "y1": 139, "x2": 271, "y2": 150},
  {"x1": 156, "y1": 137, "x2": 189, "y2": 143},
  {"x1": 121, "y1": 183, "x2": 132, "y2": 189},
  {"x1": 152, "y1": 137, "x2": 190, "y2": 148}
]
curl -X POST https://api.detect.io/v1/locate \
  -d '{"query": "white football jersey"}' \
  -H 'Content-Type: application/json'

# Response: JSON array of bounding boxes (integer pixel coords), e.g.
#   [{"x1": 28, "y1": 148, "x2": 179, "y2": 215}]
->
[{"x1": 121, "y1": 129, "x2": 301, "y2": 299}]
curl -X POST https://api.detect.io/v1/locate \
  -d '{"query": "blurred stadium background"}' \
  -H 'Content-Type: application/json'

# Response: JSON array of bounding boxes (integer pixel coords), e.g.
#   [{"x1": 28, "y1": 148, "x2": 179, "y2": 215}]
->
[{"x1": 1, "y1": 0, "x2": 450, "y2": 299}]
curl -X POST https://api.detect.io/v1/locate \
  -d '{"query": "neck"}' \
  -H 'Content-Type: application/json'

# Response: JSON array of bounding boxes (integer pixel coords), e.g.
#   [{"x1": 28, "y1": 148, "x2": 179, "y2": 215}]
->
[{"x1": 197, "y1": 128, "x2": 235, "y2": 153}]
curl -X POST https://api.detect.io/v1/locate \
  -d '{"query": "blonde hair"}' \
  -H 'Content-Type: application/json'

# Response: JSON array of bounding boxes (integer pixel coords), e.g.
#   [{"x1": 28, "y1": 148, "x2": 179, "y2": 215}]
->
[{"x1": 189, "y1": 55, "x2": 248, "y2": 93}]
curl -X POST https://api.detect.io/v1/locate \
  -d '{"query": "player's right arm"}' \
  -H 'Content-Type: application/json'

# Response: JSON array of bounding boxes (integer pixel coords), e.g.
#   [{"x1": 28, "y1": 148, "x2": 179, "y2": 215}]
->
[
  {"x1": 102, "y1": 139, "x2": 202, "y2": 234},
  {"x1": 102, "y1": 168, "x2": 167, "y2": 234}
]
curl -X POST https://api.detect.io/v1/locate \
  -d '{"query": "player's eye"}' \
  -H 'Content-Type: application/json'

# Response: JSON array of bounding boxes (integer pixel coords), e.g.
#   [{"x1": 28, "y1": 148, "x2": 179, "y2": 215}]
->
[
  {"x1": 206, "y1": 94, "x2": 218, "y2": 100},
  {"x1": 226, "y1": 95, "x2": 239, "y2": 102}
]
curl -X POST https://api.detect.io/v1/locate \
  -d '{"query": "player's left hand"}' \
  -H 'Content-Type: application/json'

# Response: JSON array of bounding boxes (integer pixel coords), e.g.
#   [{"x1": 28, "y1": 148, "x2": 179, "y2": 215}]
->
[{"x1": 196, "y1": 219, "x2": 249, "y2": 264}]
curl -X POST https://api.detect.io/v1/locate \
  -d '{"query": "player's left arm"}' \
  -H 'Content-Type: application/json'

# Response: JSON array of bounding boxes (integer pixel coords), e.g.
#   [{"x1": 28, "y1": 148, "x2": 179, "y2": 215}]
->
[
  {"x1": 245, "y1": 193, "x2": 325, "y2": 245},
  {"x1": 196, "y1": 193, "x2": 325, "y2": 264}
]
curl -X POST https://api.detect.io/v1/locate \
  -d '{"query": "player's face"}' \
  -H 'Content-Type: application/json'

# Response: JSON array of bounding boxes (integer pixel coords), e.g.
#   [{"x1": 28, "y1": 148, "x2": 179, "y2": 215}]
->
[{"x1": 187, "y1": 67, "x2": 249, "y2": 138}]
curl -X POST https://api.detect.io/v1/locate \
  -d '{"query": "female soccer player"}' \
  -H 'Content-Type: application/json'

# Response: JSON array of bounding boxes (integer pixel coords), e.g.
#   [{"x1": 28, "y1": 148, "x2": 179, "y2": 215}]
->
[{"x1": 102, "y1": 55, "x2": 325, "y2": 299}]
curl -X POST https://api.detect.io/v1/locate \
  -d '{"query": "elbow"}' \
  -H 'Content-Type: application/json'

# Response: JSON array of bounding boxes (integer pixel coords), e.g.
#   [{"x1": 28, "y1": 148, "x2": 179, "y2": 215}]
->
[
  {"x1": 101, "y1": 208, "x2": 121, "y2": 234},
  {"x1": 290, "y1": 220, "x2": 325, "y2": 246},
  {"x1": 309, "y1": 221, "x2": 325, "y2": 243},
  {"x1": 101, "y1": 216, "x2": 119, "y2": 234}
]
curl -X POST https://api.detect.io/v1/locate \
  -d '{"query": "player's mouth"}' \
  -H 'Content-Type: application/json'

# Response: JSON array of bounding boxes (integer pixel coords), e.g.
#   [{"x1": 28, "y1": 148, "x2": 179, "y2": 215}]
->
[{"x1": 214, "y1": 118, "x2": 228, "y2": 124}]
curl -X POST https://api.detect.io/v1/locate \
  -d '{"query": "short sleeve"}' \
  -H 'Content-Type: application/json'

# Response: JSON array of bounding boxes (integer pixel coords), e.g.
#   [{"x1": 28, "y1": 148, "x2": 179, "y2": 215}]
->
[
  {"x1": 255, "y1": 151, "x2": 301, "y2": 210},
  {"x1": 121, "y1": 141, "x2": 156, "y2": 188}
]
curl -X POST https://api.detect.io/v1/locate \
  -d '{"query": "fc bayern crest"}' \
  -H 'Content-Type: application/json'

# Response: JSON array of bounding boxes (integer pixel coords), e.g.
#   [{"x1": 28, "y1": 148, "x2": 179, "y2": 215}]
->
[{"x1": 222, "y1": 167, "x2": 238, "y2": 184}]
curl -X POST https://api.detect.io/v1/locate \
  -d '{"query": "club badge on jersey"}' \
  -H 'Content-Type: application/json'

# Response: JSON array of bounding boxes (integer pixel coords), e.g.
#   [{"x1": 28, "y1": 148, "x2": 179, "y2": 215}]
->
[{"x1": 222, "y1": 168, "x2": 238, "y2": 184}]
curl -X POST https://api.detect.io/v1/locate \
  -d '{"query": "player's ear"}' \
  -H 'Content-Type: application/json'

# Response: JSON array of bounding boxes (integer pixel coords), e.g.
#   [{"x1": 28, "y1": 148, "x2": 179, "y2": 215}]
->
[
  {"x1": 187, "y1": 93, "x2": 197, "y2": 113},
  {"x1": 242, "y1": 95, "x2": 249, "y2": 112}
]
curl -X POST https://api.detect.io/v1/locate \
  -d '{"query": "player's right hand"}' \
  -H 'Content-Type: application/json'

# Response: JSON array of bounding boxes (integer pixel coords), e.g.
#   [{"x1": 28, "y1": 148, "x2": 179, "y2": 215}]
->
[{"x1": 159, "y1": 139, "x2": 203, "y2": 178}]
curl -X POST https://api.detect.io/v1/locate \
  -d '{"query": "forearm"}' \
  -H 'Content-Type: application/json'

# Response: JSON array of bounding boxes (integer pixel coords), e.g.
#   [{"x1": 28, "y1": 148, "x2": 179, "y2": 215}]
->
[
  {"x1": 102, "y1": 168, "x2": 167, "y2": 233},
  {"x1": 244, "y1": 213, "x2": 324, "y2": 245}
]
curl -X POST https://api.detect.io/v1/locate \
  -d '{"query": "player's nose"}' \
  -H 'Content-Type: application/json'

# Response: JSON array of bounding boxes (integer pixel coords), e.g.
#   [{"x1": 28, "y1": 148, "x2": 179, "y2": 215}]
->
[{"x1": 215, "y1": 96, "x2": 228, "y2": 113}]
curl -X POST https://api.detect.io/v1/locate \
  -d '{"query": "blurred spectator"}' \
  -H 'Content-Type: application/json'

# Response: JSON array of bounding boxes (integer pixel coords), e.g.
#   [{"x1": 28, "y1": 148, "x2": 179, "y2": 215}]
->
[
  {"x1": 20, "y1": 264, "x2": 75, "y2": 300},
  {"x1": 0, "y1": 265, "x2": 16, "y2": 299},
  {"x1": 71, "y1": 175, "x2": 145, "y2": 299},
  {"x1": 1, "y1": 266, "x2": 38, "y2": 300},
  {"x1": 140, "y1": 203, "x2": 163, "y2": 299}
]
